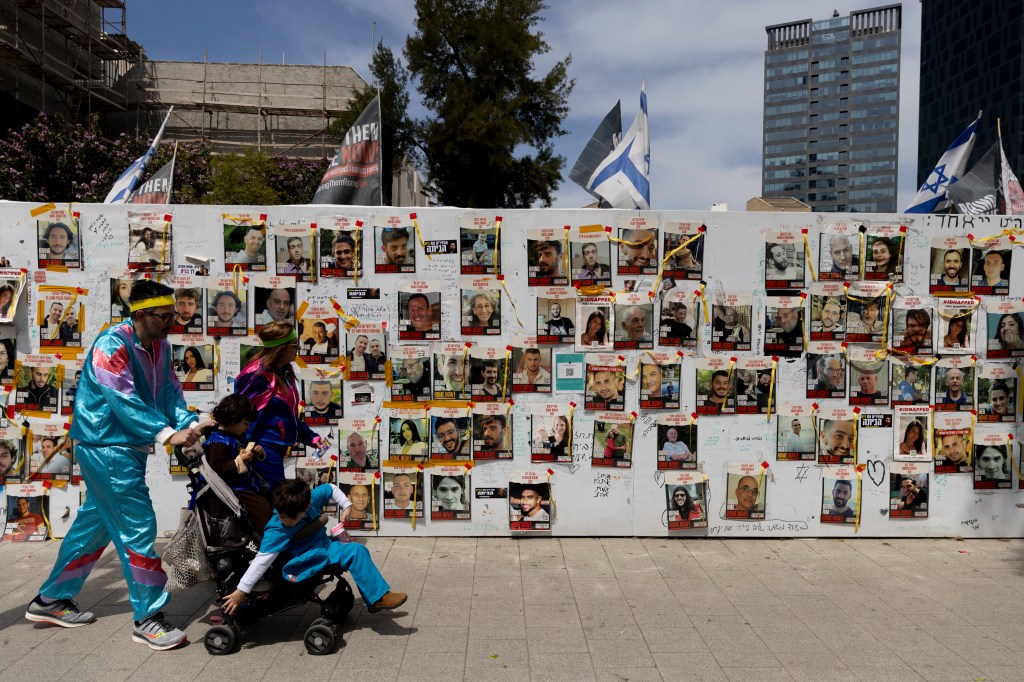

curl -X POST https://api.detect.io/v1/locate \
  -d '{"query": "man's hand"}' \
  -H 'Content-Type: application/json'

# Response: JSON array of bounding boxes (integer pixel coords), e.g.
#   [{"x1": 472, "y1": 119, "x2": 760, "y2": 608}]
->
[
  {"x1": 167, "y1": 428, "x2": 201, "y2": 447},
  {"x1": 195, "y1": 420, "x2": 218, "y2": 436},
  {"x1": 221, "y1": 589, "x2": 247, "y2": 615}
]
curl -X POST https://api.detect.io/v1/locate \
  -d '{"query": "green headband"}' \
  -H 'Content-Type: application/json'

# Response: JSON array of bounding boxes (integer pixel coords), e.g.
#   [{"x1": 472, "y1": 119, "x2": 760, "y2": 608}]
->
[{"x1": 262, "y1": 328, "x2": 298, "y2": 348}]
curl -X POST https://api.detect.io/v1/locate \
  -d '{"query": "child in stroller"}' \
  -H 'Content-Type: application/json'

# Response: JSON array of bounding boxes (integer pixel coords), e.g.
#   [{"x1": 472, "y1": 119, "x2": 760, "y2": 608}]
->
[
  {"x1": 173, "y1": 425, "x2": 380, "y2": 655},
  {"x1": 220, "y1": 481, "x2": 407, "y2": 648}
]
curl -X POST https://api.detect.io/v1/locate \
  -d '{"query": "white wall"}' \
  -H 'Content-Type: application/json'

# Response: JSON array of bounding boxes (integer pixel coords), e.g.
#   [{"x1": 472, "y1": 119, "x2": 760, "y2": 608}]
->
[{"x1": 1, "y1": 202, "x2": 1022, "y2": 539}]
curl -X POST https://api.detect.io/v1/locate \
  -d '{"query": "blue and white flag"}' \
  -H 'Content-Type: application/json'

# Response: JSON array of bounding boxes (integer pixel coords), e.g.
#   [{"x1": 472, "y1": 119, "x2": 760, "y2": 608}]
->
[
  {"x1": 104, "y1": 107, "x2": 173, "y2": 204},
  {"x1": 905, "y1": 111, "x2": 981, "y2": 214},
  {"x1": 586, "y1": 86, "x2": 650, "y2": 209}
]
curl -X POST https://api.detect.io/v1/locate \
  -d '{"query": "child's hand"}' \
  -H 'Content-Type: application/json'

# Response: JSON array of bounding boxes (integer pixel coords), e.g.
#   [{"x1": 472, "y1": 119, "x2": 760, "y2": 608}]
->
[
  {"x1": 221, "y1": 589, "x2": 247, "y2": 615},
  {"x1": 252, "y1": 445, "x2": 265, "y2": 460},
  {"x1": 340, "y1": 506, "x2": 352, "y2": 523}
]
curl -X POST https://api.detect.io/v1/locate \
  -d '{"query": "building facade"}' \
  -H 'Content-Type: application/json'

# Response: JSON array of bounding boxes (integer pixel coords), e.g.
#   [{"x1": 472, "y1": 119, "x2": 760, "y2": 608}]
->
[
  {"x1": 918, "y1": 0, "x2": 1024, "y2": 190},
  {"x1": 762, "y1": 4, "x2": 901, "y2": 213}
]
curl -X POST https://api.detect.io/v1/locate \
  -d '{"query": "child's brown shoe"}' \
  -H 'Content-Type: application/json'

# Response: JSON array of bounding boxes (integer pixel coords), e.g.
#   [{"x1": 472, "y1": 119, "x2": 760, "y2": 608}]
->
[{"x1": 368, "y1": 591, "x2": 408, "y2": 612}]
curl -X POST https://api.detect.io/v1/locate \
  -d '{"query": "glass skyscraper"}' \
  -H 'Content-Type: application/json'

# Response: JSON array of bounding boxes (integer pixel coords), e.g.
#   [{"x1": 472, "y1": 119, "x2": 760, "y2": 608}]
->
[
  {"x1": 918, "y1": 0, "x2": 1023, "y2": 191},
  {"x1": 762, "y1": 4, "x2": 902, "y2": 213}
]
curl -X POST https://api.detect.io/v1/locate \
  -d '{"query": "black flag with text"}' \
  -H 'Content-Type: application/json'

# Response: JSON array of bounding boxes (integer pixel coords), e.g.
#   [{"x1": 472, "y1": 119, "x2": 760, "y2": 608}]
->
[{"x1": 310, "y1": 95, "x2": 382, "y2": 205}]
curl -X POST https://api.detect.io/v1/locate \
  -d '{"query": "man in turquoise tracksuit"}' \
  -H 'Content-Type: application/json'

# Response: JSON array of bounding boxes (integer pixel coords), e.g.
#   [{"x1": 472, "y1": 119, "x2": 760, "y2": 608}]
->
[{"x1": 25, "y1": 281, "x2": 212, "y2": 651}]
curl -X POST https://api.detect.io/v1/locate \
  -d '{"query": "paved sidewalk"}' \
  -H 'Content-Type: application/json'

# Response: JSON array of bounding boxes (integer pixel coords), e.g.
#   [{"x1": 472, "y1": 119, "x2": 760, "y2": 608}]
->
[{"x1": 2, "y1": 537, "x2": 1024, "y2": 681}]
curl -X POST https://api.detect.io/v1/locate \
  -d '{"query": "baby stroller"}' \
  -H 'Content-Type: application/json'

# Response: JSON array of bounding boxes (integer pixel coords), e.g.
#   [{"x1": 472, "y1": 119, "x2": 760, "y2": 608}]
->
[{"x1": 163, "y1": 445, "x2": 355, "y2": 656}]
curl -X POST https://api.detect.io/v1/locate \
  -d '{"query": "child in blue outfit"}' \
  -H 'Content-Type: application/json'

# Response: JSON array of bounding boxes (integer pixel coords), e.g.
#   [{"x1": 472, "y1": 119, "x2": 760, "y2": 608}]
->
[
  {"x1": 203, "y1": 394, "x2": 271, "y2": 535},
  {"x1": 221, "y1": 479, "x2": 407, "y2": 615}
]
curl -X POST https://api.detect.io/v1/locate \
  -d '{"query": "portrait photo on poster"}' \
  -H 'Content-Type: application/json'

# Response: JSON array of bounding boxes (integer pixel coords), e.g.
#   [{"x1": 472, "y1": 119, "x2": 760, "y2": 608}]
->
[{"x1": 375, "y1": 223, "x2": 416, "y2": 274}]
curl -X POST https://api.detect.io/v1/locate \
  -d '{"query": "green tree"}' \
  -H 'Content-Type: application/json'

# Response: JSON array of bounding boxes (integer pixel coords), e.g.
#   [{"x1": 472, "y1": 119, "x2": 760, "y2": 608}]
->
[
  {"x1": 404, "y1": 0, "x2": 574, "y2": 208},
  {"x1": 202, "y1": 149, "x2": 281, "y2": 205},
  {"x1": 328, "y1": 40, "x2": 415, "y2": 205}
]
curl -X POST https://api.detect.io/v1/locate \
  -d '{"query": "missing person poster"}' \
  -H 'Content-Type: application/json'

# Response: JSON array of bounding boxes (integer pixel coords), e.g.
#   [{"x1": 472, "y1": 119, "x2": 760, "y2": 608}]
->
[
  {"x1": 710, "y1": 293, "x2": 752, "y2": 352},
  {"x1": 509, "y1": 470, "x2": 552, "y2": 531},
  {"x1": 3, "y1": 482, "x2": 48, "y2": 542},
  {"x1": 696, "y1": 356, "x2": 735, "y2": 416},
  {"x1": 387, "y1": 408, "x2": 429, "y2": 460},
  {"x1": 890, "y1": 358, "x2": 931, "y2": 406},
  {"x1": 584, "y1": 354, "x2": 625, "y2": 411},
  {"x1": 345, "y1": 322, "x2": 386, "y2": 381},
  {"x1": 527, "y1": 227, "x2": 568, "y2": 286},
  {"x1": 397, "y1": 279, "x2": 441, "y2": 341},
  {"x1": 808, "y1": 282, "x2": 846, "y2": 342},
  {"x1": 639, "y1": 352, "x2": 682, "y2": 410},
  {"x1": 536, "y1": 287, "x2": 577, "y2": 344},
  {"x1": 764, "y1": 295, "x2": 805, "y2": 358},
  {"x1": 933, "y1": 356, "x2": 975, "y2": 413},
  {"x1": 472, "y1": 402, "x2": 512, "y2": 461},
  {"x1": 657, "y1": 413, "x2": 697, "y2": 470},
  {"x1": 662, "y1": 220, "x2": 704, "y2": 282},
  {"x1": 127, "y1": 210, "x2": 172, "y2": 273},
  {"x1": 844, "y1": 281, "x2": 890, "y2": 345},
  {"x1": 929, "y1": 235, "x2": 971, "y2": 296},
  {"x1": 460, "y1": 215, "x2": 499, "y2": 275},
  {"x1": 725, "y1": 463, "x2": 766, "y2": 520},
  {"x1": 569, "y1": 225, "x2": 612, "y2": 288},
  {"x1": 847, "y1": 347, "x2": 889, "y2": 407},
  {"x1": 616, "y1": 215, "x2": 658, "y2": 277},
  {"x1": 431, "y1": 465, "x2": 471, "y2": 521},
  {"x1": 658, "y1": 288, "x2": 698, "y2": 350},
  {"x1": 433, "y1": 342, "x2": 471, "y2": 401},
  {"x1": 429, "y1": 407, "x2": 472, "y2": 461},
  {"x1": 890, "y1": 462, "x2": 929, "y2": 519},
  {"x1": 970, "y1": 236, "x2": 1012, "y2": 296},
  {"x1": 807, "y1": 341, "x2": 845, "y2": 400},
  {"x1": 613, "y1": 293, "x2": 654, "y2": 350},
  {"x1": 818, "y1": 222, "x2": 861, "y2": 282},
  {"x1": 337, "y1": 470, "x2": 376, "y2": 530},
  {"x1": 763, "y1": 229, "x2": 805, "y2": 292},
  {"x1": 776, "y1": 404, "x2": 815, "y2": 461},
  {"x1": 511, "y1": 337, "x2": 552, "y2": 394},
  {"x1": 985, "y1": 299, "x2": 1024, "y2": 359},
  {"x1": 318, "y1": 216, "x2": 363, "y2": 280},
  {"x1": 977, "y1": 362, "x2": 1016, "y2": 423},
  {"x1": 973, "y1": 429, "x2": 1012, "y2": 490},
  {"x1": 892, "y1": 405, "x2": 931, "y2": 462},
  {"x1": 665, "y1": 471, "x2": 707, "y2": 530},
  {"x1": 274, "y1": 222, "x2": 315, "y2": 282},
  {"x1": 735, "y1": 357, "x2": 774, "y2": 415},
  {"x1": 223, "y1": 214, "x2": 267, "y2": 272},
  {"x1": 891, "y1": 297, "x2": 935, "y2": 355},
  {"x1": 461, "y1": 276, "x2": 501, "y2": 337},
  {"x1": 382, "y1": 465, "x2": 424, "y2": 520},
  {"x1": 374, "y1": 217, "x2": 416, "y2": 274},
  {"x1": 530, "y1": 403, "x2": 571, "y2": 463},
  {"x1": 389, "y1": 345, "x2": 432, "y2": 403},
  {"x1": 820, "y1": 467, "x2": 857, "y2": 525},
  {"x1": 863, "y1": 223, "x2": 904, "y2": 283},
  {"x1": 591, "y1": 411, "x2": 633, "y2": 468},
  {"x1": 817, "y1": 407, "x2": 857, "y2": 466},
  {"x1": 933, "y1": 411, "x2": 973, "y2": 474}
]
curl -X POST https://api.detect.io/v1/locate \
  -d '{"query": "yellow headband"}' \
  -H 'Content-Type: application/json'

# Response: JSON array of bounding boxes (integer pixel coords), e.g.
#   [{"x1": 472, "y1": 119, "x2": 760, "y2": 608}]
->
[{"x1": 129, "y1": 295, "x2": 176, "y2": 312}]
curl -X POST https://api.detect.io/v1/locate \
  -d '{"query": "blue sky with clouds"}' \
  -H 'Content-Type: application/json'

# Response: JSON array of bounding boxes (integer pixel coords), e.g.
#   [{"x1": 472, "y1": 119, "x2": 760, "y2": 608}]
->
[{"x1": 127, "y1": 0, "x2": 922, "y2": 210}]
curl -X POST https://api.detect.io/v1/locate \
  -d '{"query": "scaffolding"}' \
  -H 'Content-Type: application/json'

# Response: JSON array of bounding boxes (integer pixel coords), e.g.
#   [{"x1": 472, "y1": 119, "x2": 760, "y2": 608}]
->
[{"x1": 0, "y1": 0, "x2": 142, "y2": 121}]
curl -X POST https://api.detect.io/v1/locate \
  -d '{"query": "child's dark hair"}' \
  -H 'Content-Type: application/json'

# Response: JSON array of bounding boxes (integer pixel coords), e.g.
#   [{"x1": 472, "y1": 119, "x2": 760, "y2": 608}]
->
[
  {"x1": 273, "y1": 479, "x2": 311, "y2": 517},
  {"x1": 212, "y1": 394, "x2": 257, "y2": 426}
]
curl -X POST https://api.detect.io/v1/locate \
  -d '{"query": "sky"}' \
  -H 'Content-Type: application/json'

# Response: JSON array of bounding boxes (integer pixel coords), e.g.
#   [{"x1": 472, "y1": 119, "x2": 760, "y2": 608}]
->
[{"x1": 127, "y1": 0, "x2": 922, "y2": 211}]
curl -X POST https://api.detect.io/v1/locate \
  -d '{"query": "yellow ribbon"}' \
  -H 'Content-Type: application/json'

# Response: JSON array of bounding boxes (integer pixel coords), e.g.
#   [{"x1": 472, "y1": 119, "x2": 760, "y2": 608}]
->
[
  {"x1": 410, "y1": 213, "x2": 432, "y2": 261},
  {"x1": 1015, "y1": 366, "x2": 1024, "y2": 417},
  {"x1": 855, "y1": 466, "x2": 863, "y2": 533},
  {"x1": 802, "y1": 231, "x2": 817, "y2": 282},
  {"x1": 499, "y1": 277, "x2": 525, "y2": 328},
  {"x1": 766, "y1": 359, "x2": 778, "y2": 422},
  {"x1": 696, "y1": 284, "x2": 709, "y2": 324},
  {"x1": 309, "y1": 223, "x2": 318, "y2": 285},
  {"x1": 158, "y1": 215, "x2": 171, "y2": 270},
  {"x1": 563, "y1": 226, "x2": 570, "y2": 278},
  {"x1": 968, "y1": 413, "x2": 976, "y2": 467},
  {"x1": 1009, "y1": 436, "x2": 1022, "y2": 486},
  {"x1": 651, "y1": 230, "x2": 705, "y2": 294},
  {"x1": 412, "y1": 466, "x2": 420, "y2": 530},
  {"x1": 493, "y1": 216, "x2": 503, "y2": 275},
  {"x1": 858, "y1": 231, "x2": 866, "y2": 280},
  {"x1": 232, "y1": 264, "x2": 244, "y2": 296},
  {"x1": 501, "y1": 347, "x2": 512, "y2": 402},
  {"x1": 722, "y1": 358, "x2": 736, "y2": 414},
  {"x1": 353, "y1": 221, "x2": 362, "y2": 285},
  {"x1": 547, "y1": 469, "x2": 557, "y2": 520},
  {"x1": 371, "y1": 474, "x2": 378, "y2": 531},
  {"x1": 566, "y1": 404, "x2": 575, "y2": 458}
]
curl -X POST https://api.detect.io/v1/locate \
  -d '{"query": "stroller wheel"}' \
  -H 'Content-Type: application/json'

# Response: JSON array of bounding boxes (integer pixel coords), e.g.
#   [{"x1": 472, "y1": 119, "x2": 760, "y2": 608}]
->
[
  {"x1": 303, "y1": 623, "x2": 337, "y2": 655},
  {"x1": 205, "y1": 624, "x2": 238, "y2": 655}
]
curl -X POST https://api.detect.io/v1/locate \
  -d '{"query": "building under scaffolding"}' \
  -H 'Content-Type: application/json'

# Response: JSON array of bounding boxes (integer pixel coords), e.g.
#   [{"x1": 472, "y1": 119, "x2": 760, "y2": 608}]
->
[
  {"x1": 116, "y1": 58, "x2": 368, "y2": 159},
  {"x1": 0, "y1": 0, "x2": 142, "y2": 127}
]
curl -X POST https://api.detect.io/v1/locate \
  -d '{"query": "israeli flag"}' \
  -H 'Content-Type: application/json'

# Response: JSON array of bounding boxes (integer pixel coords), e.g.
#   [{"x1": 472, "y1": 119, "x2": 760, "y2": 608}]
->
[
  {"x1": 905, "y1": 111, "x2": 981, "y2": 214},
  {"x1": 586, "y1": 86, "x2": 650, "y2": 209},
  {"x1": 104, "y1": 107, "x2": 173, "y2": 204}
]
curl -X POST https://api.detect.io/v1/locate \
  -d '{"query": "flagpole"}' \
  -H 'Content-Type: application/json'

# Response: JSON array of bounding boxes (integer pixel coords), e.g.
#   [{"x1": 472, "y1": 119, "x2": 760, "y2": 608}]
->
[{"x1": 166, "y1": 141, "x2": 178, "y2": 206}]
